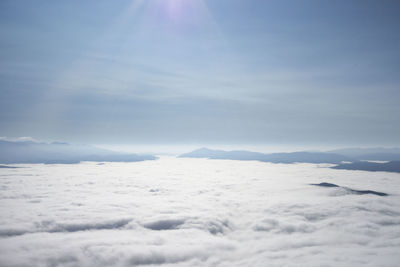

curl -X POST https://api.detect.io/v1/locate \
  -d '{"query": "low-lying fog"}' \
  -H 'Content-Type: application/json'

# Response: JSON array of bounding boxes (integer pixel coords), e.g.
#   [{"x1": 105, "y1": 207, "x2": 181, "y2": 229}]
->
[{"x1": 1, "y1": 157, "x2": 399, "y2": 266}]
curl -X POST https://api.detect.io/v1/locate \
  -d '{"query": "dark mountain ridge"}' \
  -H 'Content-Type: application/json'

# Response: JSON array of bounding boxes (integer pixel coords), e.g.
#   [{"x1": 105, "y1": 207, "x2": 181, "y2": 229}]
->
[
  {"x1": 180, "y1": 147, "x2": 400, "y2": 173},
  {"x1": 179, "y1": 148, "x2": 351, "y2": 164},
  {"x1": 332, "y1": 161, "x2": 400, "y2": 173}
]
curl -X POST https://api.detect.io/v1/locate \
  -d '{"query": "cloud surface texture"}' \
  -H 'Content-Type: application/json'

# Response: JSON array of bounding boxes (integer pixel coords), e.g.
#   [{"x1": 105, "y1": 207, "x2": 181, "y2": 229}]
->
[{"x1": 0, "y1": 157, "x2": 399, "y2": 266}]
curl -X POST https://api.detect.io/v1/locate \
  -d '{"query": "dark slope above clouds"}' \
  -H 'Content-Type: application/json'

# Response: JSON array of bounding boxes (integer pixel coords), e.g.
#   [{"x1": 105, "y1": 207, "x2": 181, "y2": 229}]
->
[
  {"x1": 179, "y1": 148, "x2": 351, "y2": 164},
  {"x1": 328, "y1": 148, "x2": 400, "y2": 161},
  {"x1": 332, "y1": 161, "x2": 400, "y2": 173},
  {"x1": 0, "y1": 140, "x2": 156, "y2": 164},
  {"x1": 311, "y1": 182, "x2": 388, "y2": 196}
]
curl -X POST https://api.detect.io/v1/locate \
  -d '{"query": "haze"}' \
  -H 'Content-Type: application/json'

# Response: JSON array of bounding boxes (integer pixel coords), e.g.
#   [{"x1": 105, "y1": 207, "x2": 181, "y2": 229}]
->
[
  {"x1": 1, "y1": 2, "x2": 400, "y2": 266},
  {"x1": 1, "y1": 0, "x2": 399, "y2": 147}
]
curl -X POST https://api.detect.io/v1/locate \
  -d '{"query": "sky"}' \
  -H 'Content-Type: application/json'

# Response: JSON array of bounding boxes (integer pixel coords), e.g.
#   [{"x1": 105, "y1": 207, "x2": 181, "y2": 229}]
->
[{"x1": 1, "y1": 0, "x2": 399, "y2": 147}]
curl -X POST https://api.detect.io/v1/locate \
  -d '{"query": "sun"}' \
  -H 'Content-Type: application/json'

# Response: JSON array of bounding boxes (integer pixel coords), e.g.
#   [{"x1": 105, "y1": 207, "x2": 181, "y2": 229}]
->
[{"x1": 158, "y1": 0, "x2": 203, "y2": 22}]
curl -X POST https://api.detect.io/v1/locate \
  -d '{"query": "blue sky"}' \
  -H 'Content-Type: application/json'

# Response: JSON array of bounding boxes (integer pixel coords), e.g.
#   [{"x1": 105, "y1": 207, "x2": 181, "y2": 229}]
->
[{"x1": 1, "y1": 0, "x2": 399, "y2": 146}]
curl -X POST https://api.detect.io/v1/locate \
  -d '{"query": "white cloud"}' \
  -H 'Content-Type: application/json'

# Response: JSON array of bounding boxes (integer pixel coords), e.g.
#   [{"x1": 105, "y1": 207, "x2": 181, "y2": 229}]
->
[
  {"x1": 0, "y1": 136, "x2": 37, "y2": 142},
  {"x1": 0, "y1": 157, "x2": 399, "y2": 266}
]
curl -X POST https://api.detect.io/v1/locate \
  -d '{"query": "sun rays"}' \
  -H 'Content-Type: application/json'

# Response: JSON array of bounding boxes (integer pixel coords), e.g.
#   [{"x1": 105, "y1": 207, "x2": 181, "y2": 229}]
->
[
  {"x1": 29, "y1": 0, "x2": 221, "y2": 123},
  {"x1": 22, "y1": 0, "x2": 244, "y2": 143}
]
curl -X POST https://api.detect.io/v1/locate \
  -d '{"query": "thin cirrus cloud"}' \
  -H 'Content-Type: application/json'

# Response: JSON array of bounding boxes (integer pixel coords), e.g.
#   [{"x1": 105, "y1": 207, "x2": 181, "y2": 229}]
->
[{"x1": 0, "y1": 0, "x2": 399, "y2": 144}]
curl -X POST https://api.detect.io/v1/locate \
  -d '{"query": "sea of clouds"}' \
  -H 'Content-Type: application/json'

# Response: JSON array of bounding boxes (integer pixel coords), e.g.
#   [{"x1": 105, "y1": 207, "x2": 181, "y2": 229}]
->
[{"x1": 0, "y1": 157, "x2": 400, "y2": 266}]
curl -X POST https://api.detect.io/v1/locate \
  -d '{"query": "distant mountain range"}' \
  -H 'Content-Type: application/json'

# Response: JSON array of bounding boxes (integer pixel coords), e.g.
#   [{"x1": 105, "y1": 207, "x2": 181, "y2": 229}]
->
[
  {"x1": 0, "y1": 140, "x2": 156, "y2": 164},
  {"x1": 2, "y1": 141, "x2": 400, "y2": 173},
  {"x1": 179, "y1": 147, "x2": 400, "y2": 173},
  {"x1": 179, "y1": 148, "x2": 351, "y2": 164},
  {"x1": 328, "y1": 148, "x2": 400, "y2": 161}
]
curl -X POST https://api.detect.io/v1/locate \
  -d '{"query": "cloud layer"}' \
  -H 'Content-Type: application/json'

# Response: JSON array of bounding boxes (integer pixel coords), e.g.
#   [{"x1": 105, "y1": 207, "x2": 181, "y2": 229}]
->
[{"x1": 0, "y1": 157, "x2": 400, "y2": 266}]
